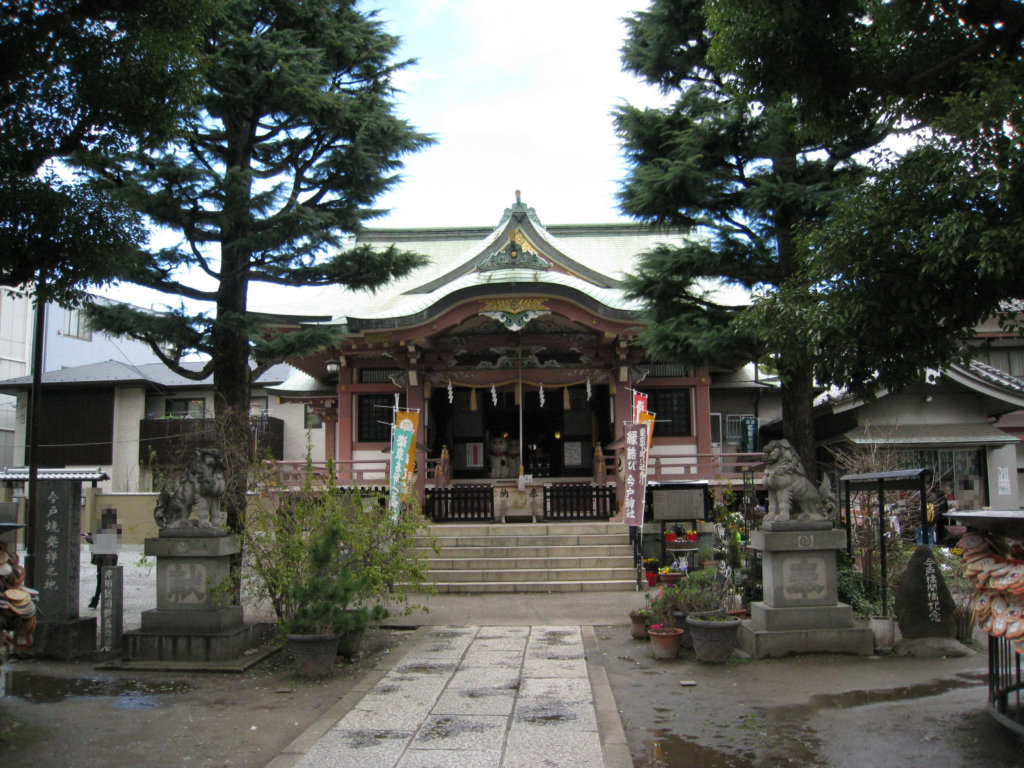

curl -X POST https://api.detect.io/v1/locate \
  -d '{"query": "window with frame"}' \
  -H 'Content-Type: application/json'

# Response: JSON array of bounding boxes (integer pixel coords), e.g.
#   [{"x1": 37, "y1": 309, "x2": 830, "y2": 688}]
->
[
  {"x1": 357, "y1": 394, "x2": 406, "y2": 442},
  {"x1": 725, "y1": 414, "x2": 754, "y2": 443},
  {"x1": 646, "y1": 389, "x2": 692, "y2": 437},
  {"x1": 63, "y1": 308, "x2": 92, "y2": 341},
  {"x1": 304, "y1": 404, "x2": 323, "y2": 429},
  {"x1": 249, "y1": 397, "x2": 269, "y2": 415},
  {"x1": 166, "y1": 398, "x2": 205, "y2": 418}
]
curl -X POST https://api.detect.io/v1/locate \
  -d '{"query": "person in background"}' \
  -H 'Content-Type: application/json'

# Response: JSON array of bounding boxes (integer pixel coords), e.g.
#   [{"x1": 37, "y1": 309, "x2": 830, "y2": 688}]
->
[{"x1": 84, "y1": 511, "x2": 121, "y2": 609}]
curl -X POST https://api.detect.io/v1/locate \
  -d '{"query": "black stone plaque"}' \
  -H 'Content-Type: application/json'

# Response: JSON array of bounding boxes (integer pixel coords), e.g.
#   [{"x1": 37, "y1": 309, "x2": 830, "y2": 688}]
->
[
  {"x1": 895, "y1": 546, "x2": 956, "y2": 639},
  {"x1": 29, "y1": 480, "x2": 82, "y2": 621},
  {"x1": 99, "y1": 565, "x2": 123, "y2": 651}
]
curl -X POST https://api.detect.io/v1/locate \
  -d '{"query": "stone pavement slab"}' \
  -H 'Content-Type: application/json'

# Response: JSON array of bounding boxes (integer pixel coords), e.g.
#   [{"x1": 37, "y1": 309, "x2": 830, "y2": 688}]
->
[{"x1": 274, "y1": 624, "x2": 627, "y2": 768}]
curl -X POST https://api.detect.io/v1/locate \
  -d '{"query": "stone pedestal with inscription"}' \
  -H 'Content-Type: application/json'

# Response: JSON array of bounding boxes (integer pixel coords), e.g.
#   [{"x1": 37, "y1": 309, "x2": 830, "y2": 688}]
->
[
  {"x1": 737, "y1": 522, "x2": 874, "y2": 658},
  {"x1": 26, "y1": 480, "x2": 96, "y2": 659},
  {"x1": 123, "y1": 531, "x2": 254, "y2": 662}
]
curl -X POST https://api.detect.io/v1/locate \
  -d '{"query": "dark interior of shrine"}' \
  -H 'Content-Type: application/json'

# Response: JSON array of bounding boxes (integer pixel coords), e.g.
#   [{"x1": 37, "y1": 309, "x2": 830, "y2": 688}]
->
[{"x1": 427, "y1": 384, "x2": 612, "y2": 479}]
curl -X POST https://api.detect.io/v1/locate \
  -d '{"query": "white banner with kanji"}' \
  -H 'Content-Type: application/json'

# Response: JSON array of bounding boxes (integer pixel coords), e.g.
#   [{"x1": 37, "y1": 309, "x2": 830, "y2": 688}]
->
[{"x1": 621, "y1": 421, "x2": 649, "y2": 526}]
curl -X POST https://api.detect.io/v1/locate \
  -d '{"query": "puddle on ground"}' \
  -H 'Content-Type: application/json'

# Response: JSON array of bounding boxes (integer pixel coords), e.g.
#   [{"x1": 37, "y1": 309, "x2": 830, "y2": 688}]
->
[
  {"x1": 768, "y1": 671, "x2": 987, "y2": 717},
  {"x1": 2, "y1": 669, "x2": 194, "y2": 709},
  {"x1": 637, "y1": 732, "x2": 759, "y2": 768},
  {"x1": 636, "y1": 672, "x2": 989, "y2": 767}
]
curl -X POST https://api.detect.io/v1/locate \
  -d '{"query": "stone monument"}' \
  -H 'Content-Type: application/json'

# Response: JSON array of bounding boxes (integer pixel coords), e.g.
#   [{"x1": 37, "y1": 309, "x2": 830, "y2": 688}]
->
[
  {"x1": 893, "y1": 545, "x2": 968, "y2": 656},
  {"x1": 738, "y1": 440, "x2": 874, "y2": 657},
  {"x1": 27, "y1": 480, "x2": 96, "y2": 658},
  {"x1": 123, "y1": 449, "x2": 257, "y2": 664}
]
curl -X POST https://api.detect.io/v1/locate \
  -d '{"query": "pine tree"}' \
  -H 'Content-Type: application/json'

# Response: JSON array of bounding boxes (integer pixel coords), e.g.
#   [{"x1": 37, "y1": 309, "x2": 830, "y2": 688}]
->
[
  {"x1": 84, "y1": 0, "x2": 432, "y2": 529},
  {"x1": 615, "y1": 0, "x2": 884, "y2": 472},
  {"x1": 0, "y1": 0, "x2": 212, "y2": 303}
]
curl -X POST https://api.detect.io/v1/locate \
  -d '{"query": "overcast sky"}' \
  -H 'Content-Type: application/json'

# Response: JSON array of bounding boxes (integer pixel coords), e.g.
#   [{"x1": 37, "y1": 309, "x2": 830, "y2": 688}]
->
[
  {"x1": 103, "y1": 1, "x2": 666, "y2": 311},
  {"x1": 367, "y1": 0, "x2": 667, "y2": 228}
]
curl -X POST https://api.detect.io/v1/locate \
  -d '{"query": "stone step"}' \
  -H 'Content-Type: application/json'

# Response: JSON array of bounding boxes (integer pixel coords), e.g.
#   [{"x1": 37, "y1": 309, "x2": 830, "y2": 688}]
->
[
  {"x1": 410, "y1": 520, "x2": 635, "y2": 595},
  {"x1": 425, "y1": 555, "x2": 634, "y2": 571},
  {"x1": 415, "y1": 533, "x2": 628, "y2": 548},
  {"x1": 421, "y1": 522, "x2": 627, "y2": 537},
  {"x1": 424, "y1": 567, "x2": 638, "y2": 583},
  {"x1": 412, "y1": 545, "x2": 633, "y2": 560},
  {"x1": 421, "y1": 579, "x2": 637, "y2": 594}
]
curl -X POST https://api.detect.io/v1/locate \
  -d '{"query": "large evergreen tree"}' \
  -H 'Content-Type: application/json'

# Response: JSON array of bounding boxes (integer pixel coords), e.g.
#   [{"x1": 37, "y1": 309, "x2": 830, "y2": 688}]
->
[
  {"x1": 615, "y1": 0, "x2": 888, "y2": 473},
  {"x1": 0, "y1": 0, "x2": 212, "y2": 304},
  {"x1": 704, "y1": 0, "x2": 1024, "y2": 393},
  {"x1": 84, "y1": 0, "x2": 432, "y2": 528}
]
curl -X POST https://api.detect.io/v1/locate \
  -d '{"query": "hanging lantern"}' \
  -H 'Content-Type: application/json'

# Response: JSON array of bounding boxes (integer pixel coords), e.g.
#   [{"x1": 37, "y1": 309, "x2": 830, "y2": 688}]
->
[
  {"x1": 539, "y1": 383, "x2": 545, "y2": 407},
  {"x1": 424, "y1": 379, "x2": 432, "y2": 398},
  {"x1": 447, "y1": 380, "x2": 453, "y2": 404},
  {"x1": 515, "y1": 382, "x2": 521, "y2": 406},
  {"x1": 470, "y1": 387, "x2": 478, "y2": 412},
  {"x1": 563, "y1": 386, "x2": 571, "y2": 410},
  {"x1": 609, "y1": 378, "x2": 617, "y2": 395},
  {"x1": 491, "y1": 384, "x2": 498, "y2": 406},
  {"x1": 586, "y1": 378, "x2": 592, "y2": 401}
]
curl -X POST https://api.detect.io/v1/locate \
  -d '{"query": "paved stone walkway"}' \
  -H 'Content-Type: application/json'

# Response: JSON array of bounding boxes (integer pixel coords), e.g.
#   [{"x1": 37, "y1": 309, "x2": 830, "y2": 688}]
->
[{"x1": 282, "y1": 625, "x2": 614, "y2": 768}]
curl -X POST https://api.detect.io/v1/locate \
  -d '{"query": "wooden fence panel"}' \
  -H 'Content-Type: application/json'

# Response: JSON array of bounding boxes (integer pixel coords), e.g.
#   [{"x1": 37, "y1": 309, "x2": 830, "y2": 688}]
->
[{"x1": 425, "y1": 485, "x2": 495, "y2": 522}]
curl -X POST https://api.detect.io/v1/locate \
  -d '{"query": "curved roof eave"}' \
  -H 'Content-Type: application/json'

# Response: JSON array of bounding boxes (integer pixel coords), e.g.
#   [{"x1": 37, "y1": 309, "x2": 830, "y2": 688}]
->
[{"x1": 336, "y1": 279, "x2": 643, "y2": 334}]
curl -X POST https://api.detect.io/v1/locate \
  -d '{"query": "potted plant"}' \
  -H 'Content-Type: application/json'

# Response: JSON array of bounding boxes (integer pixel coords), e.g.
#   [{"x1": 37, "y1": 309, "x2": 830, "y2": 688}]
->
[
  {"x1": 643, "y1": 558, "x2": 660, "y2": 587},
  {"x1": 654, "y1": 568, "x2": 725, "y2": 649},
  {"x1": 628, "y1": 606, "x2": 654, "y2": 640},
  {"x1": 685, "y1": 613, "x2": 741, "y2": 663},
  {"x1": 236, "y1": 463, "x2": 434, "y2": 675},
  {"x1": 647, "y1": 623, "x2": 684, "y2": 659},
  {"x1": 645, "y1": 590, "x2": 684, "y2": 659},
  {"x1": 658, "y1": 562, "x2": 684, "y2": 586},
  {"x1": 278, "y1": 521, "x2": 387, "y2": 676}
]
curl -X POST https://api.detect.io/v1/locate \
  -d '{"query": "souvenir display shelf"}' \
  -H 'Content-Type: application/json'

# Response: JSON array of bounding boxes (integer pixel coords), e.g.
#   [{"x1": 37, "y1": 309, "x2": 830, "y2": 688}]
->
[{"x1": 948, "y1": 510, "x2": 1024, "y2": 738}]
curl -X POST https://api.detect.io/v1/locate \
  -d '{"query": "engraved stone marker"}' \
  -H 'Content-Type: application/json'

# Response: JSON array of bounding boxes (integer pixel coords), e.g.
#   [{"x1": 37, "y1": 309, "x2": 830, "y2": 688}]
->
[{"x1": 895, "y1": 545, "x2": 956, "y2": 639}]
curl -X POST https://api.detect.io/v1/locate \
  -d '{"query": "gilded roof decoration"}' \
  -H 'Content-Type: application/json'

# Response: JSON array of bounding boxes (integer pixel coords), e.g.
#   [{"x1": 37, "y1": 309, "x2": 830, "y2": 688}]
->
[{"x1": 478, "y1": 230, "x2": 551, "y2": 272}]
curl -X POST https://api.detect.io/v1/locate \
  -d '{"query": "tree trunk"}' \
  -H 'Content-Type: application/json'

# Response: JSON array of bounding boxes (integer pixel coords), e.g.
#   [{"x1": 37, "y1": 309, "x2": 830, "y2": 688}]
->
[
  {"x1": 779, "y1": 362, "x2": 817, "y2": 479},
  {"x1": 214, "y1": 120, "x2": 256, "y2": 533}
]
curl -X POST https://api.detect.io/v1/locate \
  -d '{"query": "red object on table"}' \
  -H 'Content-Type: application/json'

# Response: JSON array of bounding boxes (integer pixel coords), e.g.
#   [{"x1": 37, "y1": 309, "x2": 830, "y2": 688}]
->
[{"x1": 665, "y1": 532, "x2": 676, "y2": 542}]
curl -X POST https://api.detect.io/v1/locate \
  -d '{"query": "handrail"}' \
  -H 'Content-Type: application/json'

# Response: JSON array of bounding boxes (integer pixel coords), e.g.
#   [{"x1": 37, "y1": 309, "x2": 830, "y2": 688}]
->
[{"x1": 265, "y1": 450, "x2": 766, "y2": 490}]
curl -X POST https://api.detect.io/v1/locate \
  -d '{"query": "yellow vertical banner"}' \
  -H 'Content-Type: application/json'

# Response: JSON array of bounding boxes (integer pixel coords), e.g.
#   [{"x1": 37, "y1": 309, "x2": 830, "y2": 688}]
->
[
  {"x1": 396, "y1": 410, "x2": 419, "y2": 486},
  {"x1": 638, "y1": 410, "x2": 655, "y2": 451}
]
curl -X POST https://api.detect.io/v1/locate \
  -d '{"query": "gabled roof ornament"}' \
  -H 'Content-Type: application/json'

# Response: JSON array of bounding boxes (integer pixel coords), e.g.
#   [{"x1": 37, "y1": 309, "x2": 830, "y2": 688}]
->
[
  {"x1": 478, "y1": 229, "x2": 551, "y2": 272},
  {"x1": 497, "y1": 189, "x2": 543, "y2": 227}
]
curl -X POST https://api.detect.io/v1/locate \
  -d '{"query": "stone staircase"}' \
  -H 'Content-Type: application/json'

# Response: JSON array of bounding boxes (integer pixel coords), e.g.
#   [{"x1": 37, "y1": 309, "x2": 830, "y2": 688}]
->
[{"x1": 411, "y1": 522, "x2": 637, "y2": 593}]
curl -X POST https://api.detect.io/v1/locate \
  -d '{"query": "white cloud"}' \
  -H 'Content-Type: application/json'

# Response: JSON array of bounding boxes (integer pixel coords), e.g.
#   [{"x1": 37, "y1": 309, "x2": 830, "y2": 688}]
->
[{"x1": 370, "y1": 0, "x2": 670, "y2": 227}]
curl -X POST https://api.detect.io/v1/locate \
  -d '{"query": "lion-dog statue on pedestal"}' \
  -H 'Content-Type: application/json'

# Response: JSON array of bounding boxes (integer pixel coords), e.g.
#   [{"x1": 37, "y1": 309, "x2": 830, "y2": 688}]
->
[
  {"x1": 154, "y1": 447, "x2": 227, "y2": 530},
  {"x1": 762, "y1": 439, "x2": 836, "y2": 523}
]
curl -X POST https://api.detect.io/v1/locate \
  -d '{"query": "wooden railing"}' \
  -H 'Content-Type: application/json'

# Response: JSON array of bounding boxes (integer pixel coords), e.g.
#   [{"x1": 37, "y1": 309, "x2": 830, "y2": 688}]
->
[
  {"x1": 265, "y1": 450, "x2": 765, "y2": 491},
  {"x1": 424, "y1": 485, "x2": 495, "y2": 522},
  {"x1": 544, "y1": 483, "x2": 616, "y2": 521},
  {"x1": 646, "y1": 452, "x2": 764, "y2": 483},
  {"x1": 265, "y1": 459, "x2": 390, "y2": 488}
]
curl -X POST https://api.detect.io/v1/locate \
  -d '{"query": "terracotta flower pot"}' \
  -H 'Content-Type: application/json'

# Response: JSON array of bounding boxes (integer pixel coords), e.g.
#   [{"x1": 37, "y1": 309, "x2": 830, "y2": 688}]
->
[
  {"x1": 629, "y1": 611, "x2": 650, "y2": 640},
  {"x1": 660, "y1": 572, "x2": 683, "y2": 586},
  {"x1": 648, "y1": 627, "x2": 684, "y2": 659}
]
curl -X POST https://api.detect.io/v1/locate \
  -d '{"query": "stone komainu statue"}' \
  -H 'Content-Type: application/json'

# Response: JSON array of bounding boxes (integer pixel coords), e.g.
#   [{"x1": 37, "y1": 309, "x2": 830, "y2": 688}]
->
[
  {"x1": 762, "y1": 439, "x2": 836, "y2": 523},
  {"x1": 154, "y1": 448, "x2": 227, "y2": 530}
]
